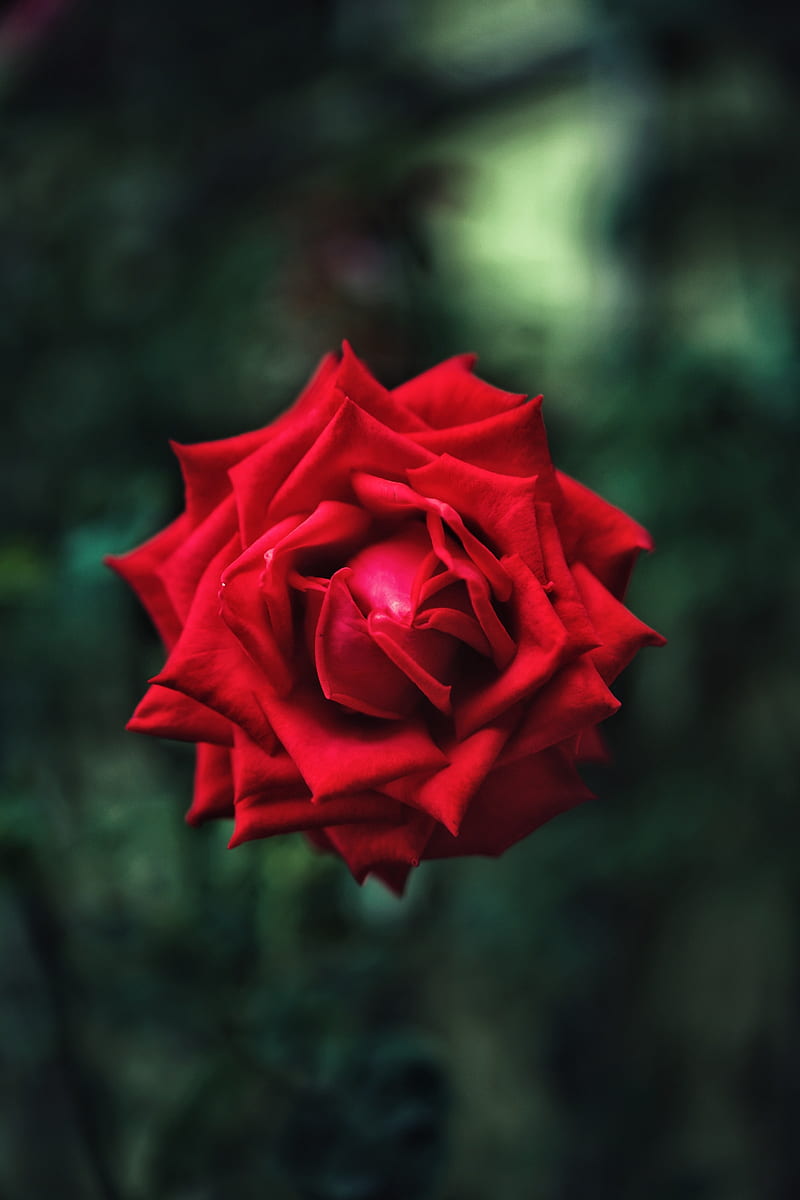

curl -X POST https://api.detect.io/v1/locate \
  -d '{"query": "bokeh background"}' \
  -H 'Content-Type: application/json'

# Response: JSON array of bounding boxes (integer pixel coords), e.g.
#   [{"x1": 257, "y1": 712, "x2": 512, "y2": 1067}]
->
[{"x1": 2, "y1": 1, "x2": 799, "y2": 1197}]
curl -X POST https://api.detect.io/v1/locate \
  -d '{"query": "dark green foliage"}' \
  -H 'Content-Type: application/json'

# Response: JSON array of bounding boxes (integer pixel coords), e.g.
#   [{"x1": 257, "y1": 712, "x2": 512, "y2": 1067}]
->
[{"x1": 279, "y1": 1038, "x2": 448, "y2": 1200}]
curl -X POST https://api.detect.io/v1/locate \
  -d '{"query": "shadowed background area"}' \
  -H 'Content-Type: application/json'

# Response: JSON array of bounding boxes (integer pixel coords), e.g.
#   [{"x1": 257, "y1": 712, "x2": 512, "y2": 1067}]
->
[{"x1": 1, "y1": 1, "x2": 799, "y2": 1197}]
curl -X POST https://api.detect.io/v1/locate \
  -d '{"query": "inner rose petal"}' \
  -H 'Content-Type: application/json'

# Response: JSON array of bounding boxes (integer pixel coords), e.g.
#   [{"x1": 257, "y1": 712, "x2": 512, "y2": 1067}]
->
[
  {"x1": 306, "y1": 523, "x2": 462, "y2": 719},
  {"x1": 346, "y1": 522, "x2": 435, "y2": 620}
]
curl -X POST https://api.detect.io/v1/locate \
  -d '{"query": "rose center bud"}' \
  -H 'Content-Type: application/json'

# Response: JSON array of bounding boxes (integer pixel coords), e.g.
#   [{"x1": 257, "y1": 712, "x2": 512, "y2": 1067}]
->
[
  {"x1": 308, "y1": 521, "x2": 461, "y2": 720},
  {"x1": 346, "y1": 522, "x2": 432, "y2": 621}
]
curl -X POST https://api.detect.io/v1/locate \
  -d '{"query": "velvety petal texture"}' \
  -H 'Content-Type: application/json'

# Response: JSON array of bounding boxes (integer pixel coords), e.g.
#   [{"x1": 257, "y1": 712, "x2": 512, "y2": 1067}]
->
[{"x1": 108, "y1": 345, "x2": 664, "y2": 892}]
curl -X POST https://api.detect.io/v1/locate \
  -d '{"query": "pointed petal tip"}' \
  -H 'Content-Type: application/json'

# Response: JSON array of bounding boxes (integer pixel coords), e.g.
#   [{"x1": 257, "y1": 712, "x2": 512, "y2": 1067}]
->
[
  {"x1": 104, "y1": 552, "x2": 130, "y2": 578},
  {"x1": 367, "y1": 864, "x2": 413, "y2": 897},
  {"x1": 442, "y1": 814, "x2": 461, "y2": 838}
]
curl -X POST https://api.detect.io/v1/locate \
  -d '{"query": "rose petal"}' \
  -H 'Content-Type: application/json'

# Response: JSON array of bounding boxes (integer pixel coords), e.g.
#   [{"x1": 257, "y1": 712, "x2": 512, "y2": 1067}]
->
[
  {"x1": 259, "y1": 678, "x2": 448, "y2": 800},
  {"x1": 321, "y1": 803, "x2": 436, "y2": 883},
  {"x1": 128, "y1": 683, "x2": 234, "y2": 745},
  {"x1": 186, "y1": 744, "x2": 235, "y2": 825},
  {"x1": 351, "y1": 470, "x2": 512, "y2": 601},
  {"x1": 497, "y1": 657, "x2": 621, "y2": 766},
  {"x1": 159, "y1": 495, "x2": 237, "y2": 625},
  {"x1": 230, "y1": 722, "x2": 434, "y2": 858},
  {"x1": 105, "y1": 513, "x2": 190, "y2": 649},
  {"x1": 414, "y1": 601, "x2": 492, "y2": 659},
  {"x1": 421, "y1": 537, "x2": 515, "y2": 668},
  {"x1": 152, "y1": 537, "x2": 277, "y2": 749},
  {"x1": 228, "y1": 358, "x2": 343, "y2": 545},
  {"x1": 230, "y1": 726, "x2": 307, "y2": 804},
  {"x1": 413, "y1": 395, "x2": 559, "y2": 495},
  {"x1": 314, "y1": 569, "x2": 419, "y2": 719},
  {"x1": 454, "y1": 554, "x2": 589, "y2": 739},
  {"x1": 575, "y1": 726, "x2": 612, "y2": 764},
  {"x1": 346, "y1": 522, "x2": 431, "y2": 620},
  {"x1": 230, "y1": 795, "x2": 403, "y2": 848},
  {"x1": 268, "y1": 397, "x2": 432, "y2": 523},
  {"x1": 534, "y1": 501, "x2": 600, "y2": 650},
  {"x1": 367, "y1": 611, "x2": 453, "y2": 714},
  {"x1": 392, "y1": 355, "x2": 525, "y2": 428},
  {"x1": 424, "y1": 746, "x2": 593, "y2": 858},
  {"x1": 171, "y1": 429, "x2": 269, "y2": 526},
  {"x1": 383, "y1": 709, "x2": 518, "y2": 833},
  {"x1": 220, "y1": 503, "x2": 374, "y2": 696},
  {"x1": 337, "y1": 341, "x2": 429, "y2": 432},
  {"x1": 571, "y1": 561, "x2": 666, "y2": 681},
  {"x1": 368, "y1": 863, "x2": 414, "y2": 896},
  {"x1": 303, "y1": 829, "x2": 415, "y2": 894},
  {"x1": 405, "y1": 456, "x2": 546, "y2": 584},
  {"x1": 556, "y1": 471, "x2": 655, "y2": 599}
]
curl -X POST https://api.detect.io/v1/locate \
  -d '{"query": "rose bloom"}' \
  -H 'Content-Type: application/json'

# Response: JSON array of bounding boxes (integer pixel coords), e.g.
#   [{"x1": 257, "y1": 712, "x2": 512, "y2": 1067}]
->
[{"x1": 108, "y1": 346, "x2": 664, "y2": 893}]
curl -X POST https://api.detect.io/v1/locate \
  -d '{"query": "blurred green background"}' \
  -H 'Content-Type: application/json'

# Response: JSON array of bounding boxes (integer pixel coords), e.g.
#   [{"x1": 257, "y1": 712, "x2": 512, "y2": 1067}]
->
[{"x1": 1, "y1": 1, "x2": 799, "y2": 1197}]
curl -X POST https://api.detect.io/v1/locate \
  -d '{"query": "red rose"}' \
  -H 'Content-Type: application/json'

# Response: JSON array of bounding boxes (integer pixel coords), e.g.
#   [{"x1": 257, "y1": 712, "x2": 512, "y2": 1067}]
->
[{"x1": 108, "y1": 345, "x2": 664, "y2": 893}]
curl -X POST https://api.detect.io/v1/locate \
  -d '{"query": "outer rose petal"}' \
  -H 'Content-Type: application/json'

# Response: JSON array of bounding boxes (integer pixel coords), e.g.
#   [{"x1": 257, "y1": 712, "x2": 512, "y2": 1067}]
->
[
  {"x1": 383, "y1": 709, "x2": 519, "y2": 834},
  {"x1": 556, "y1": 471, "x2": 655, "y2": 599},
  {"x1": 304, "y1": 827, "x2": 418, "y2": 896},
  {"x1": 105, "y1": 513, "x2": 190, "y2": 649},
  {"x1": 128, "y1": 684, "x2": 234, "y2": 745},
  {"x1": 575, "y1": 726, "x2": 612, "y2": 765},
  {"x1": 336, "y1": 341, "x2": 429, "y2": 433},
  {"x1": 424, "y1": 746, "x2": 594, "y2": 859},
  {"x1": 258, "y1": 677, "x2": 448, "y2": 800},
  {"x1": 187, "y1": 744, "x2": 235, "y2": 825},
  {"x1": 228, "y1": 365, "x2": 344, "y2": 545},
  {"x1": 153, "y1": 538, "x2": 276, "y2": 750},
  {"x1": 231, "y1": 792, "x2": 407, "y2": 848},
  {"x1": 171, "y1": 430, "x2": 270, "y2": 527},
  {"x1": 320, "y1": 803, "x2": 436, "y2": 884},
  {"x1": 534, "y1": 500, "x2": 600, "y2": 648},
  {"x1": 368, "y1": 863, "x2": 415, "y2": 897},
  {"x1": 497, "y1": 657, "x2": 620, "y2": 766},
  {"x1": 267, "y1": 397, "x2": 432, "y2": 523},
  {"x1": 413, "y1": 396, "x2": 559, "y2": 498},
  {"x1": 393, "y1": 355, "x2": 525, "y2": 428},
  {"x1": 159, "y1": 495, "x2": 237, "y2": 625},
  {"x1": 230, "y1": 727, "x2": 307, "y2": 804},
  {"x1": 571, "y1": 561, "x2": 667, "y2": 682},
  {"x1": 228, "y1": 724, "x2": 438, "y2": 864}
]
